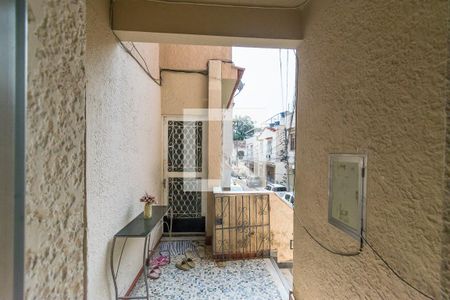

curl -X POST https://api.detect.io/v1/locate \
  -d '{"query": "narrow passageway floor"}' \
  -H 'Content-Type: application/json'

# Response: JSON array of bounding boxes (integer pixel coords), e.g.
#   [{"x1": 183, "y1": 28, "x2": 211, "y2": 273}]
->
[{"x1": 130, "y1": 241, "x2": 287, "y2": 300}]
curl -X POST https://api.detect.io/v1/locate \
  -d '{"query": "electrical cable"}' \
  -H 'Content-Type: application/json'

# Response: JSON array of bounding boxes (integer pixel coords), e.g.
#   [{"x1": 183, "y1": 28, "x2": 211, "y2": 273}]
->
[
  {"x1": 292, "y1": 211, "x2": 362, "y2": 257},
  {"x1": 109, "y1": 0, "x2": 161, "y2": 86},
  {"x1": 144, "y1": 0, "x2": 310, "y2": 10},
  {"x1": 131, "y1": 42, "x2": 151, "y2": 74},
  {"x1": 361, "y1": 235, "x2": 434, "y2": 300},
  {"x1": 292, "y1": 190, "x2": 434, "y2": 297},
  {"x1": 160, "y1": 68, "x2": 208, "y2": 76},
  {"x1": 114, "y1": 36, "x2": 162, "y2": 86}
]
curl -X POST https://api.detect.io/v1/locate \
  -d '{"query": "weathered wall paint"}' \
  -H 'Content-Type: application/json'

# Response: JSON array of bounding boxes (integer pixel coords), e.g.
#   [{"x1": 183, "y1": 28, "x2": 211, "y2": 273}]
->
[
  {"x1": 294, "y1": 1, "x2": 448, "y2": 299},
  {"x1": 85, "y1": 0, "x2": 162, "y2": 299},
  {"x1": 160, "y1": 44, "x2": 231, "y2": 70},
  {"x1": 26, "y1": 0, "x2": 86, "y2": 298}
]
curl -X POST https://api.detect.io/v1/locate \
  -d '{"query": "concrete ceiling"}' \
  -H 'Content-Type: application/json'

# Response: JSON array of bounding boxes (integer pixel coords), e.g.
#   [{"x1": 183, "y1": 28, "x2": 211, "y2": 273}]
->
[
  {"x1": 160, "y1": 0, "x2": 307, "y2": 8},
  {"x1": 113, "y1": 0, "x2": 307, "y2": 48}
]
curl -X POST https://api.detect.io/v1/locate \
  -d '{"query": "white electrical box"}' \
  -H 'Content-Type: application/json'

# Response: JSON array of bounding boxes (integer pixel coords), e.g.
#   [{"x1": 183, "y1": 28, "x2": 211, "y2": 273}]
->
[{"x1": 328, "y1": 154, "x2": 366, "y2": 239}]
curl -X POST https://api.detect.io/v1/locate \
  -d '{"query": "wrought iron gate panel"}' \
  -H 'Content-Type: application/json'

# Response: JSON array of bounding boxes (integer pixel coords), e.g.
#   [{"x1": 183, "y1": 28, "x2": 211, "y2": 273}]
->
[
  {"x1": 167, "y1": 121, "x2": 202, "y2": 172},
  {"x1": 213, "y1": 194, "x2": 271, "y2": 260},
  {"x1": 168, "y1": 177, "x2": 202, "y2": 218}
]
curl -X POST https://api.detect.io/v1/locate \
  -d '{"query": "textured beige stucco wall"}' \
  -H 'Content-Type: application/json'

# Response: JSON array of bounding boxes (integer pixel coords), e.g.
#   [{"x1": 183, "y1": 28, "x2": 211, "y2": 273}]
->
[
  {"x1": 294, "y1": 1, "x2": 448, "y2": 299},
  {"x1": 161, "y1": 72, "x2": 208, "y2": 115},
  {"x1": 270, "y1": 194, "x2": 293, "y2": 263},
  {"x1": 26, "y1": 0, "x2": 86, "y2": 298},
  {"x1": 443, "y1": 7, "x2": 450, "y2": 296},
  {"x1": 160, "y1": 44, "x2": 231, "y2": 70},
  {"x1": 86, "y1": 0, "x2": 161, "y2": 299}
]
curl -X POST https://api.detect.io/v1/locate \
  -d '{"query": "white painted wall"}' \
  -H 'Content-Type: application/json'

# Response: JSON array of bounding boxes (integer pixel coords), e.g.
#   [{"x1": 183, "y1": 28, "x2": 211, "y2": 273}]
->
[{"x1": 86, "y1": 0, "x2": 162, "y2": 299}]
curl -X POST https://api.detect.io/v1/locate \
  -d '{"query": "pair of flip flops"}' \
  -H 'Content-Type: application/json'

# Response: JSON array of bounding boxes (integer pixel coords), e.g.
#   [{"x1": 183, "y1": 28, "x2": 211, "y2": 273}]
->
[
  {"x1": 175, "y1": 257, "x2": 195, "y2": 271},
  {"x1": 175, "y1": 250, "x2": 196, "y2": 271}
]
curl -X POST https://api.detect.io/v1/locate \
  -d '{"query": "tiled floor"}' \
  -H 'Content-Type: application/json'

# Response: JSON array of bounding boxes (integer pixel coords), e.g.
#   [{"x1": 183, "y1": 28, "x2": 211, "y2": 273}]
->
[{"x1": 130, "y1": 241, "x2": 287, "y2": 300}]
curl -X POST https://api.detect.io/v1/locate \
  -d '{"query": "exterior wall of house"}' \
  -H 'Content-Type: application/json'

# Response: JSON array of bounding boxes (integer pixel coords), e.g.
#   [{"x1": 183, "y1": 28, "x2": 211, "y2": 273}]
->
[
  {"x1": 270, "y1": 193, "x2": 293, "y2": 263},
  {"x1": 159, "y1": 45, "x2": 237, "y2": 240},
  {"x1": 160, "y1": 44, "x2": 231, "y2": 70},
  {"x1": 161, "y1": 72, "x2": 209, "y2": 115},
  {"x1": 85, "y1": 0, "x2": 162, "y2": 299},
  {"x1": 26, "y1": 0, "x2": 86, "y2": 298},
  {"x1": 294, "y1": 1, "x2": 448, "y2": 299},
  {"x1": 160, "y1": 44, "x2": 231, "y2": 116}
]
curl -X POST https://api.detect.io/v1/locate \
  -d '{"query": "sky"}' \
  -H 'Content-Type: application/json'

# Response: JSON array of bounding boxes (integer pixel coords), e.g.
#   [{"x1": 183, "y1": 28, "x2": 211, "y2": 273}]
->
[{"x1": 231, "y1": 47, "x2": 297, "y2": 126}]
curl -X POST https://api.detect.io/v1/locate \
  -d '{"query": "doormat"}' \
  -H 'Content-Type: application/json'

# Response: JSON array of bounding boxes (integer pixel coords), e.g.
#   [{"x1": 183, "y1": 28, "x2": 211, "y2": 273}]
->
[{"x1": 164, "y1": 216, "x2": 205, "y2": 232}]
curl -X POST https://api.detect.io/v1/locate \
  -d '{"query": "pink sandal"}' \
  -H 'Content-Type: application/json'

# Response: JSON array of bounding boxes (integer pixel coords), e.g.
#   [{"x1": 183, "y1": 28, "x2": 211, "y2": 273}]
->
[
  {"x1": 147, "y1": 266, "x2": 161, "y2": 280},
  {"x1": 151, "y1": 255, "x2": 170, "y2": 267}
]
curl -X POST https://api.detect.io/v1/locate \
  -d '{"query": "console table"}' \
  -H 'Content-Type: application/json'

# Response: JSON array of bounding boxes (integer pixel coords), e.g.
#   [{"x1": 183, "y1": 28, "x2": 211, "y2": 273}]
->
[{"x1": 110, "y1": 205, "x2": 173, "y2": 300}]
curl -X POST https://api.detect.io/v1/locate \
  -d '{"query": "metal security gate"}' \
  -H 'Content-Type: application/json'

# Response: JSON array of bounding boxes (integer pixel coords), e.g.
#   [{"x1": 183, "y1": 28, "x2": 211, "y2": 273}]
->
[
  {"x1": 163, "y1": 117, "x2": 206, "y2": 232},
  {"x1": 213, "y1": 193, "x2": 271, "y2": 260}
]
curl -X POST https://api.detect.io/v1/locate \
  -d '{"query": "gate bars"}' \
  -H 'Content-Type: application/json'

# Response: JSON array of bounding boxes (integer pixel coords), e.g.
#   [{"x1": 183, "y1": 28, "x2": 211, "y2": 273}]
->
[{"x1": 213, "y1": 193, "x2": 271, "y2": 261}]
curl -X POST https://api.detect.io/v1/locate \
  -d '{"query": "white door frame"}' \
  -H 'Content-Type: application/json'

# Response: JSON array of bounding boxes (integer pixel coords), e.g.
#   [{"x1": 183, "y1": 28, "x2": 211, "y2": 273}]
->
[{"x1": 161, "y1": 115, "x2": 208, "y2": 219}]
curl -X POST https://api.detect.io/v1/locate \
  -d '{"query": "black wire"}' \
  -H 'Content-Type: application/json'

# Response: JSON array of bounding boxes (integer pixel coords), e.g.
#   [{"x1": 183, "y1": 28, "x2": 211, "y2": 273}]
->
[
  {"x1": 361, "y1": 235, "x2": 434, "y2": 300},
  {"x1": 293, "y1": 212, "x2": 362, "y2": 256},
  {"x1": 111, "y1": 33, "x2": 161, "y2": 86},
  {"x1": 160, "y1": 68, "x2": 208, "y2": 76},
  {"x1": 131, "y1": 42, "x2": 151, "y2": 74},
  {"x1": 109, "y1": 0, "x2": 161, "y2": 86},
  {"x1": 294, "y1": 211, "x2": 434, "y2": 298}
]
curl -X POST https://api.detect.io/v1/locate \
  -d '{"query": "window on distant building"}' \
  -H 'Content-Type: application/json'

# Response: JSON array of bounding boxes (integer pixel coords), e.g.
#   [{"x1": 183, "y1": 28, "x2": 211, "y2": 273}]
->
[
  {"x1": 266, "y1": 138, "x2": 273, "y2": 158},
  {"x1": 290, "y1": 132, "x2": 295, "y2": 150}
]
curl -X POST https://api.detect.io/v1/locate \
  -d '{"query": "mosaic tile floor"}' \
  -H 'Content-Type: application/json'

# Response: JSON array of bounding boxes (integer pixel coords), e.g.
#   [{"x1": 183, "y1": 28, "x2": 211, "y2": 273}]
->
[{"x1": 130, "y1": 242, "x2": 286, "y2": 300}]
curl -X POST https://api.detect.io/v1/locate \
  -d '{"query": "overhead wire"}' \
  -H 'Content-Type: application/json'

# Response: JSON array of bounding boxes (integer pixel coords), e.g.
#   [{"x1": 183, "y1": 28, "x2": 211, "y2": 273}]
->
[
  {"x1": 109, "y1": 0, "x2": 161, "y2": 86},
  {"x1": 131, "y1": 43, "x2": 151, "y2": 74},
  {"x1": 160, "y1": 68, "x2": 208, "y2": 76}
]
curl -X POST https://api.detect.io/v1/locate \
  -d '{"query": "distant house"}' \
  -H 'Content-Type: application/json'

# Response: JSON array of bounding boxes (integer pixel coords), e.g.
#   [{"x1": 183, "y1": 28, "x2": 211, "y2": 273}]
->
[{"x1": 244, "y1": 111, "x2": 295, "y2": 190}]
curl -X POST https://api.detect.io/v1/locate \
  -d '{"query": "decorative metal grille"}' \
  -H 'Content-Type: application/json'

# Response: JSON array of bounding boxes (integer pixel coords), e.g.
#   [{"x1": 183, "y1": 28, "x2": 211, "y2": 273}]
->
[
  {"x1": 214, "y1": 194, "x2": 271, "y2": 260},
  {"x1": 168, "y1": 121, "x2": 202, "y2": 172},
  {"x1": 168, "y1": 177, "x2": 202, "y2": 218}
]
